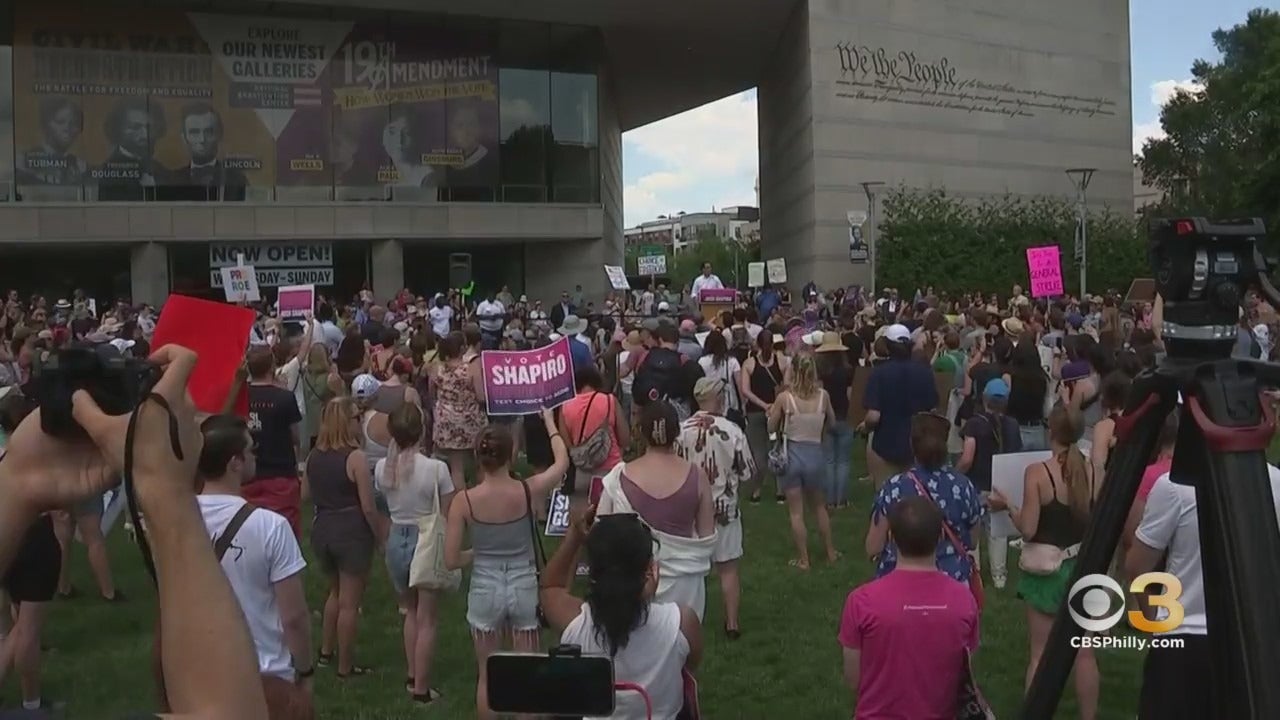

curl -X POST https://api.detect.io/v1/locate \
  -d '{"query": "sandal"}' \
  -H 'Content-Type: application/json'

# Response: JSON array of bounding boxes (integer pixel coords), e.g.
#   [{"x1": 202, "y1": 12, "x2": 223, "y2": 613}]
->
[
  {"x1": 337, "y1": 665, "x2": 374, "y2": 679},
  {"x1": 412, "y1": 689, "x2": 443, "y2": 704},
  {"x1": 788, "y1": 558, "x2": 810, "y2": 571},
  {"x1": 317, "y1": 652, "x2": 333, "y2": 667}
]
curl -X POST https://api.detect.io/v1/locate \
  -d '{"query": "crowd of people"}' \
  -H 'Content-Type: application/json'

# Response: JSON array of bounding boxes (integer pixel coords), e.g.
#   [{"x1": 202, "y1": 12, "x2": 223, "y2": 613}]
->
[{"x1": 0, "y1": 264, "x2": 1275, "y2": 719}]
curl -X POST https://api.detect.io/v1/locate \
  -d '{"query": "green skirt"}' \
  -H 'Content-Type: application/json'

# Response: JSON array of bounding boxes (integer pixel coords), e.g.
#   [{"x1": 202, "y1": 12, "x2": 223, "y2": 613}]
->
[{"x1": 1017, "y1": 557, "x2": 1077, "y2": 615}]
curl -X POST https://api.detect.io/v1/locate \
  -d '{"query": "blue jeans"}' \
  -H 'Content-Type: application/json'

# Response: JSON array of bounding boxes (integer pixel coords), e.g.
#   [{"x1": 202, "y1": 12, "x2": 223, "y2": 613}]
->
[{"x1": 824, "y1": 423, "x2": 856, "y2": 505}]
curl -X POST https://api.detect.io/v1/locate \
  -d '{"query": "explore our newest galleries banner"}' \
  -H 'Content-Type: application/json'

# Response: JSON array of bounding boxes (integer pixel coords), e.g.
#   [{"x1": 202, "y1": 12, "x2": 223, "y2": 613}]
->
[
  {"x1": 12, "y1": 6, "x2": 498, "y2": 199},
  {"x1": 481, "y1": 338, "x2": 575, "y2": 416}
]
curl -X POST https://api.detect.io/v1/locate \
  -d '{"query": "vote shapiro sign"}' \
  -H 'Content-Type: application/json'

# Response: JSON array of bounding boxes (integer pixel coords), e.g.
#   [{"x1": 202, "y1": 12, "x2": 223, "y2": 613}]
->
[{"x1": 481, "y1": 337, "x2": 576, "y2": 416}]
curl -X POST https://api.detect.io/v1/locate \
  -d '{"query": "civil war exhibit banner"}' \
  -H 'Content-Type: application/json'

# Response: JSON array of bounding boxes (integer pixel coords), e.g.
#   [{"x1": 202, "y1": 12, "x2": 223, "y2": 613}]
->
[{"x1": 12, "y1": 6, "x2": 499, "y2": 199}]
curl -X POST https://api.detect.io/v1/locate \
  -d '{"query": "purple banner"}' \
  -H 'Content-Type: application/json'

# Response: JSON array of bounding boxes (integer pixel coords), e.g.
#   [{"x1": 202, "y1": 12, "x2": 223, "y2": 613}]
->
[{"x1": 482, "y1": 337, "x2": 575, "y2": 416}]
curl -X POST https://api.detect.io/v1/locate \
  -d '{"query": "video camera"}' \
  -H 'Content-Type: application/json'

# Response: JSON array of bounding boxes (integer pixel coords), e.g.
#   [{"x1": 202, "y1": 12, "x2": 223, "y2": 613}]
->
[
  {"x1": 487, "y1": 645, "x2": 616, "y2": 718},
  {"x1": 32, "y1": 344, "x2": 160, "y2": 439},
  {"x1": 1150, "y1": 216, "x2": 1278, "y2": 358}
]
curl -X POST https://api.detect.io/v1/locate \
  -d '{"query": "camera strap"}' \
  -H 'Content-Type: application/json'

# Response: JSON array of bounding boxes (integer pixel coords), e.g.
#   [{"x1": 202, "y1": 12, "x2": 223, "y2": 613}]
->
[{"x1": 124, "y1": 392, "x2": 184, "y2": 585}]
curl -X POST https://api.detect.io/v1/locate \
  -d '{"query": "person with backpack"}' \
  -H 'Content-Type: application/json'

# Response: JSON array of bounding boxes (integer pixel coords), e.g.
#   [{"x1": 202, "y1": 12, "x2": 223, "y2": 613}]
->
[
  {"x1": 633, "y1": 323, "x2": 703, "y2": 423},
  {"x1": 723, "y1": 308, "x2": 760, "y2": 366},
  {"x1": 955, "y1": 378, "x2": 1023, "y2": 589},
  {"x1": 560, "y1": 365, "x2": 629, "y2": 514}
]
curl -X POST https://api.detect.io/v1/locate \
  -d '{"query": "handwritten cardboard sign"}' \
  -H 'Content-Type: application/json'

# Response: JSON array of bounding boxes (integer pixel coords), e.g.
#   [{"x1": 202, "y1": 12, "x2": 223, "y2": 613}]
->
[
  {"x1": 481, "y1": 337, "x2": 576, "y2": 416},
  {"x1": 747, "y1": 262, "x2": 765, "y2": 287},
  {"x1": 766, "y1": 258, "x2": 788, "y2": 284},
  {"x1": 1026, "y1": 246, "x2": 1064, "y2": 297},
  {"x1": 604, "y1": 265, "x2": 630, "y2": 291}
]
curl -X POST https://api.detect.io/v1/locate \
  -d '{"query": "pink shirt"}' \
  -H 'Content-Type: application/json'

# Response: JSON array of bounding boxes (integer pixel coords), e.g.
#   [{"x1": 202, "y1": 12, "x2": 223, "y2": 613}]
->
[
  {"x1": 1138, "y1": 457, "x2": 1173, "y2": 502},
  {"x1": 838, "y1": 569, "x2": 979, "y2": 720},
  {"x1": 561, "y1": 390, "x2": 623, "y2": 472}
]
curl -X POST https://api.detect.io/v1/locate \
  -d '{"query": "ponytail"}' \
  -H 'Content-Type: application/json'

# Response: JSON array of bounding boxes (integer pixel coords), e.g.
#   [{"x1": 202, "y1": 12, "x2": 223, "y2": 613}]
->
[
  {"x1": 382, "y1": 440, "x2": 416, "y2": 490},
  {"x1": 584, "y1": 515, "x2": 655, "y2": 656},
  {"x1": 1059, "y1": 446, "x2": 1093, "y2": 523}
]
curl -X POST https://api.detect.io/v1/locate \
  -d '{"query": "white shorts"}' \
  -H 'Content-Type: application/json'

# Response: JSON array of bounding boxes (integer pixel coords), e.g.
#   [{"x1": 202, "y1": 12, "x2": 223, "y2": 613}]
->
[{"x1": 713, "y1": 518, "x2": 743, "y2": 564}]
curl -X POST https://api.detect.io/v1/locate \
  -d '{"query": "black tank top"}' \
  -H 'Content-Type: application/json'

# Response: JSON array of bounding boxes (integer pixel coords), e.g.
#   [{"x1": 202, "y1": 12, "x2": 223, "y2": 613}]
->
[
  {"x1": 306, "y1": 449, "x2": 360, "y2": 513},
  {"x1": 748, "y1": 353, "x2": 784, "y2": 414},
  {"x1": 1029, "y1": 461, "x2": 1089, "y2": 548}
]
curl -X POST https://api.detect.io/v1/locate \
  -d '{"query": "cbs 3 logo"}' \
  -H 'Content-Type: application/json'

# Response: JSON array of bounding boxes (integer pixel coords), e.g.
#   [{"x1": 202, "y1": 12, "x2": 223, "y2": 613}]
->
[{"x1": 1067, "y1": 573, "x2": 1184, "y2": 634}]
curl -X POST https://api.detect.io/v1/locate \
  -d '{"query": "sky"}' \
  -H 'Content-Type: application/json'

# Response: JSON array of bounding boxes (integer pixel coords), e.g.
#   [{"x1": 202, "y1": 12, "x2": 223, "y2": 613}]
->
[{"x1": 620, "y1": 1, "x2": 1278, "y2": 228}]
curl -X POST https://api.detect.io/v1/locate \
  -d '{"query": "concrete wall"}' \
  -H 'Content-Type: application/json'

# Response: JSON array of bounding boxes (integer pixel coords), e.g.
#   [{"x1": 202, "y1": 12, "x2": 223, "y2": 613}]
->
[
  {"x1": 761, "y1": 0, "x2": 1133, "y2": 290},
  {"x1": 758, "y1": 1, "x2": 817, "y2": 288}
]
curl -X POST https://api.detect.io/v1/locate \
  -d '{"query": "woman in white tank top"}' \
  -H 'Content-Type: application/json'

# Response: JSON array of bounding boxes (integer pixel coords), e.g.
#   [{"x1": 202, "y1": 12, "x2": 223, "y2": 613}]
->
[{"x1": 541, "y1": 512, "x2": 703, "y2": 720}]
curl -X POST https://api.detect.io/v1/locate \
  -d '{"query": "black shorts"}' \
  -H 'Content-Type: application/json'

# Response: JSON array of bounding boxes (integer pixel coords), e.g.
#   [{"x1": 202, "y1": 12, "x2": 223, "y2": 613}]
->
[
  {"x1": 1138, "y1": 634, "x2": 1211, "y2": 719},
  {"x1": 4, "y1": 514, "x2": 61, "y2": 603}
]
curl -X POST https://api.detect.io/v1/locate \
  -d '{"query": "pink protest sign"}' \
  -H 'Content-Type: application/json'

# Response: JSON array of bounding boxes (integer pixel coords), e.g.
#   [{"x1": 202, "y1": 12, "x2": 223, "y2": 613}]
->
[
  {"x1": 1026, "y1": 246, "x2": 1064, "y2": 298},
  {"x1": 276, "y1": 284, "x2": 315, "y2": 321},
  {"x1": 482, "y1": 337, "x2": 576, "y2": 416}
]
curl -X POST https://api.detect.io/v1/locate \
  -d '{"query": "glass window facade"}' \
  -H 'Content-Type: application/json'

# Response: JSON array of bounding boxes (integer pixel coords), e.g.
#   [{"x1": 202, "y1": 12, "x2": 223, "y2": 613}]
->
[{"x1": 0, "y1": 6, "x2": 600, "y2": 205}]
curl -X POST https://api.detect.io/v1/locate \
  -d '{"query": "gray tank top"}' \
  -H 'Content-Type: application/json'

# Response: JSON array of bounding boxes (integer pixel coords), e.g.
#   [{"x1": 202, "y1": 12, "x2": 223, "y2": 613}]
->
[{"x1": 464, "y1": 490, "x2": 534, "y2": 566}]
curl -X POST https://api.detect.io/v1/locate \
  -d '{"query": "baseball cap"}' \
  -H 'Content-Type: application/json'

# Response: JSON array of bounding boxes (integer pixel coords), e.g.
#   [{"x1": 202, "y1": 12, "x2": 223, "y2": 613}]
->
[
  {"x1": 1066, "y1": 312, "x2": 1085, "y2": 329},
  {"x1": 693, "y1": 376, "x2": 726, "y2": 400},
  {"x1": 884, "y1": 324, "x2": 911, "y2": 343},
  {"x1": 983, "y1": 378, "x2": 1010, "y2": 399},
  {"x1": 658, "y1": 301, "x2": 671, "y2": 312},
  {"x1": 351, "y1": 374, "x2": 382, "y2": 401}
]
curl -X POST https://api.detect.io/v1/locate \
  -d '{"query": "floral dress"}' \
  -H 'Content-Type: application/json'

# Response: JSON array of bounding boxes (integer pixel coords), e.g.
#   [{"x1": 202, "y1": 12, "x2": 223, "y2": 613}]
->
[
  {"x1": 432, "y1": 357, "x2": 487, "y2": 451},
  {"x1": 870, "y1": 465, "x2": 985, "y2": 582}
]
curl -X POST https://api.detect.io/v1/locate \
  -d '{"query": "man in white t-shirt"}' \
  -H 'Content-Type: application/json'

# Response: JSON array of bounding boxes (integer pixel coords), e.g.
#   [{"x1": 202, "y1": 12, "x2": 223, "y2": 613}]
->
[
  {"x1": 428, "y1": 295, "x2": 453, "y2": 336},
  {"x1": 475, "y1": 294, "x2": 506, "y2": 349},
  {"x1": 1126, "y1": 462, "x2": 1280, "y2": 719},
  {"x1": 690, "y1": 262, "x2": 724, "y2": 297},
  {"x1": 196, "y1": 414, "x2": 314, "y2": 695}
]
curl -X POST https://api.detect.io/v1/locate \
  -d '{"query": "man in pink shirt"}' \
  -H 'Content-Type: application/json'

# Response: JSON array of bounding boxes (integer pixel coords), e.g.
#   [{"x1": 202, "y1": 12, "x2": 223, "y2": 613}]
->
[{"x1": 838, "y1": 495, "x2": 979, "y2": 719}]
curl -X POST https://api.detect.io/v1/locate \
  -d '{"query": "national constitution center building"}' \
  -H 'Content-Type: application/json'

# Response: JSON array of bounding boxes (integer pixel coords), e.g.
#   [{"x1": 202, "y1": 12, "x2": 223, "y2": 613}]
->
[{"x1": 0, "y1": 0, "x2": 1132, "y2": 304}]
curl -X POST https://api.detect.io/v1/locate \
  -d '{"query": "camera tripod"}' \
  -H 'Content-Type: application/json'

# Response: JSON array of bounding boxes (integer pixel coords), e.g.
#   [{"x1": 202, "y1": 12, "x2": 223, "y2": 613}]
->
[{"x1": 1021, "y1": 217, "x2": 1280, "y2": 719}]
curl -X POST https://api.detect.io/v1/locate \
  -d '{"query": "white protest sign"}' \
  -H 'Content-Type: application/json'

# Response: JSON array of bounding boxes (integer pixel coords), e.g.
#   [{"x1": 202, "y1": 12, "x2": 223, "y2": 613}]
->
[
  {"x1": 990, "y1": 449, "x2": 1086, "y2": 538},
  {"x1": 604, "y1": 265, "x2": 631, "y2": 290},
  {"x1": 220, "y1": 265, "x2": 261, "y2": 303},
  {"x1": 747, "y1": 262, "x2": 766, "y2": 288},
  {"x1": 766, "y1": 257, "x2": 788, "y2": 284},
  {"x1": 638, "y1": 254, "x2": 666, "y2": 276},
  {"x1": 545, "y1": 488, "x2": 571, "y2": 536}
]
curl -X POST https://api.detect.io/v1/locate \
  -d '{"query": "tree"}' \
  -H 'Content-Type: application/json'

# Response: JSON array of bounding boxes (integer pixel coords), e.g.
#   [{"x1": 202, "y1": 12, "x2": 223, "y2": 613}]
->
[
  {"x1": 1137, "y1": 9, "x2": 1280, "y2": 230},
  {"x1": 877, "y1": 188, "x2": 1145, "y2": 295},
  {"x1": 623, "y1": 229, "x2": 760, "y2": 290}
]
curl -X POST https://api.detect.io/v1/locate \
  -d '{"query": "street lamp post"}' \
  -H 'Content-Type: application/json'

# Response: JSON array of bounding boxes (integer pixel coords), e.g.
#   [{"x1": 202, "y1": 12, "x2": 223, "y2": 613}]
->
[
  {"x1": 1066, "y1": 168, "x2": 1096, "y2": 297},
  {"x1": 861, "y1": 181, "x2": 886, "y2": 295}
]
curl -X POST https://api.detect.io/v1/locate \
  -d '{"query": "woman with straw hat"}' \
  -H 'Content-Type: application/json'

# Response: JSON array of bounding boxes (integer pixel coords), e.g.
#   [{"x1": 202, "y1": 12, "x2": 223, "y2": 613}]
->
[{"x1": 814, "y1": 332, "x2": 855, "y2": 509}]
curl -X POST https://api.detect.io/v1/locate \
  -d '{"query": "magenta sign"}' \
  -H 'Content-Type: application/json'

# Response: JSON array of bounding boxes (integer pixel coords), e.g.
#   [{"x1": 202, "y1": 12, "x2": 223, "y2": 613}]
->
[{"x1": 481, "y1": 337, "x2": 576, "y2": 416}]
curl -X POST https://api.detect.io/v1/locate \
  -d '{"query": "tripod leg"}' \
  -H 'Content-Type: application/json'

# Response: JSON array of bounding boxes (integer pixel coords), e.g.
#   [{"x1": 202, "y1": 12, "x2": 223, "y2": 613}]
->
[
  {"x1": 1021, "y1": 372, "x2": 1178, "y2": 719},
  {"x1": 1184, "y1": 363, "x2": 1280, "y2": 718}
]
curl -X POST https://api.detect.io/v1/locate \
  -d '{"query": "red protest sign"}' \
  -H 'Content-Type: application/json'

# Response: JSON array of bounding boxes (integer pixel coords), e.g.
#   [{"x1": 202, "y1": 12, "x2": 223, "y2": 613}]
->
[{"x1": 152, "y1": 295, "x2": 256, "y2": 416}]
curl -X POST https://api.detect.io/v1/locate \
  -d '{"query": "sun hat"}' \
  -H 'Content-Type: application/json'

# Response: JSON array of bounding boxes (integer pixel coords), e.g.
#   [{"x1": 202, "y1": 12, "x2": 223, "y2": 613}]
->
[
  {"x1": 558, "y1": 314, "x2": 588, "y2": 336},
  {"x1": 814, "y1": 331, "x2": 849, "y2": 353},
  {"x1": 1001, "y1": 317, "x2": 1025, "y2": 336}
]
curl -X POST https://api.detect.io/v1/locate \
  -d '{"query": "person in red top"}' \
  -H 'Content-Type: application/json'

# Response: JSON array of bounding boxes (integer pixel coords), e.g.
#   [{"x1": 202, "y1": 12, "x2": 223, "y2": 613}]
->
[
  {"x1": 838, "y1": 495, "x2": 979, "y2": 720},
  {"x1": 559, "y1": 365, "x2": 629, "y2": 510},
  {"x1": 1123, "y1": 409, "x2": 1178, "y2": 559}
]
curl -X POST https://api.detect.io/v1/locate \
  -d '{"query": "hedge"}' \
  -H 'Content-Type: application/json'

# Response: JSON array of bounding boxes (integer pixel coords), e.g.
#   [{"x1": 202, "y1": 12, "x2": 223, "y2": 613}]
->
[{"x1": 876, "y1": 188, "x2": 1147, "y2": 296}]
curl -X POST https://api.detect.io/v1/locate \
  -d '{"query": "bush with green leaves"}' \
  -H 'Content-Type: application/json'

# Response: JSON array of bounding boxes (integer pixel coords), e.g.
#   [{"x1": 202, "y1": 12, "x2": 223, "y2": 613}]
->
[{"x1": 877, "y1": 188, "x2": 1147, "y2": 296}]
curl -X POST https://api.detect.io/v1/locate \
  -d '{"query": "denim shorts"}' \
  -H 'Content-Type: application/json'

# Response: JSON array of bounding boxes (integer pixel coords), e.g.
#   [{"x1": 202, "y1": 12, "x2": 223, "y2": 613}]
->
[
  {"x1": 780, "y1": 440, "x2": 825, "y2": 493},
  {"x1": 384, "y1": 523, "x2": 419, "y2": 596},
  {"x1": 466, "y1": 561, "x2": 539, "y2": 633}
]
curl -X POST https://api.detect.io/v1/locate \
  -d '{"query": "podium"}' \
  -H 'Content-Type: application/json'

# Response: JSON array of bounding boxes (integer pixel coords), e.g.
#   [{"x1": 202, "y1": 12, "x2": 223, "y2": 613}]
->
[{"x1": 698, "y1": 288, "x2": 737, "y2": 323}]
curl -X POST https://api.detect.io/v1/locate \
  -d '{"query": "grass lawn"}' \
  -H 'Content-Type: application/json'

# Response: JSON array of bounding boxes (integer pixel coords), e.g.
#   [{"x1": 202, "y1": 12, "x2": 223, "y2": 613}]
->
[{"x1": 37, "y1": 446, "x2": 1148, "y2": 719}]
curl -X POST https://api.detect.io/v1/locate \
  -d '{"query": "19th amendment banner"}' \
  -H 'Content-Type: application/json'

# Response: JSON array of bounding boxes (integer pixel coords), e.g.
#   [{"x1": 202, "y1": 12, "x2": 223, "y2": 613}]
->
[{"x1": 12, "y1": 7, "x2": 498, "y2": 200}]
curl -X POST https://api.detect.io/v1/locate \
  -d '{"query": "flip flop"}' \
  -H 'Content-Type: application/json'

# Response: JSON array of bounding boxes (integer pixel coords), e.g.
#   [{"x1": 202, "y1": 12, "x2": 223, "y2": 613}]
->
[
  {"x1": 413, "y1": 689, "x2": 443, "y2": 704},
  {"x1": 337, "y1": 665, "x2": 374, "y2": 679},
  {"x1": 317, "y1": 652, "x2": 333, "y2": 667},
  {"x1": 788, "y1": 558, "x2": 810, "y2": 571}
]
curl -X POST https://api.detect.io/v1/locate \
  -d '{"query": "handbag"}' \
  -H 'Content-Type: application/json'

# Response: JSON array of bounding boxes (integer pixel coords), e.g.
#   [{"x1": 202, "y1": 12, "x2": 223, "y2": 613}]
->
[
  {"x1": 957, "y1": 651, "x2": 996, "y2": 720},
  {"x1": 408, "y1": 478, "x2": 461, "y2": 592},
  {"x1": 520, "y1": 479, "x2": 551, "y2": 629},
  {"x1": 907, "y1": 472, "x2": 984, "y2": 611},
  {"x1": 568, "y1": 392, "x2": 614, "y2": 471},
  {"x1": 1019, "y1": 541, "x2": 1081, "y2": 576}
]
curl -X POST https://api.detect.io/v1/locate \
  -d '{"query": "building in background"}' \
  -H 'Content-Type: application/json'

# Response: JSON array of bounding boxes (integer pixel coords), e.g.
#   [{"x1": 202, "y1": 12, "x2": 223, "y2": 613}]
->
[
  {"x1": 0, "y1": 0, "x2": 1131, "y2": 304},
  {"x1": 625, "y1": 206, "x2": 759, "y2": 254}
]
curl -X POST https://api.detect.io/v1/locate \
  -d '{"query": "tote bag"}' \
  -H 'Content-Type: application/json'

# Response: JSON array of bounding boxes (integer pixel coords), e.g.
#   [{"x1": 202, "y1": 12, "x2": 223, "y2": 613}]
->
[{"x1": 409, "y1": 479, "x2": 461, "y2": 592}]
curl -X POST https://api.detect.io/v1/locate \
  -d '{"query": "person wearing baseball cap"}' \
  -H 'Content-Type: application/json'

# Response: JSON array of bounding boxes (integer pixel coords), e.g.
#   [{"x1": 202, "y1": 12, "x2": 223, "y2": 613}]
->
[
  {"x1": 859, "y1": 321, "x2": 939, "y2": 488},
  {"x1": 680, "y1": 375, "x2": 755, "y2": 638},
  {"x1": 955, "y1": 377, "x2": 1023, "y2": 588}
]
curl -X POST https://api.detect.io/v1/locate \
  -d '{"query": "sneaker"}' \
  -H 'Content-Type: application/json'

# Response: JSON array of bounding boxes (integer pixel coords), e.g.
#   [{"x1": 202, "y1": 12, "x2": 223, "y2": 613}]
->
[
  {"x1": 993, "y1": 573, "x2": 1007, "y2": 590},
  {"x1": 775, "y1": 494, "x2": 785, "y2": 505}
]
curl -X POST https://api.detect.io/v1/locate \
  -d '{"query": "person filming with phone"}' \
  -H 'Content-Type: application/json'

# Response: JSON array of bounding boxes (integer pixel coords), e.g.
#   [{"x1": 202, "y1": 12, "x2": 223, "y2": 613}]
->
[{"x1": 539, "y1": 508, "x2": 703, "y2": 720}]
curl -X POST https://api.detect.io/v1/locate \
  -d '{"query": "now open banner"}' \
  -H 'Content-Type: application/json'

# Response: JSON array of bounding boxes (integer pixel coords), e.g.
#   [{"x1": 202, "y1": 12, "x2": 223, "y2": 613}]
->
[{"x1": 481, "y1": 337, "x2": 575, "y2": 416}]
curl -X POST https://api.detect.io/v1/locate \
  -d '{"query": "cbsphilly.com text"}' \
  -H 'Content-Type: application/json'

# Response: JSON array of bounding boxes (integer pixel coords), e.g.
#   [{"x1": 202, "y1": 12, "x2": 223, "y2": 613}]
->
[{"x1": 1071, "y1": 636, "x2": 1187, "y2": 651}]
